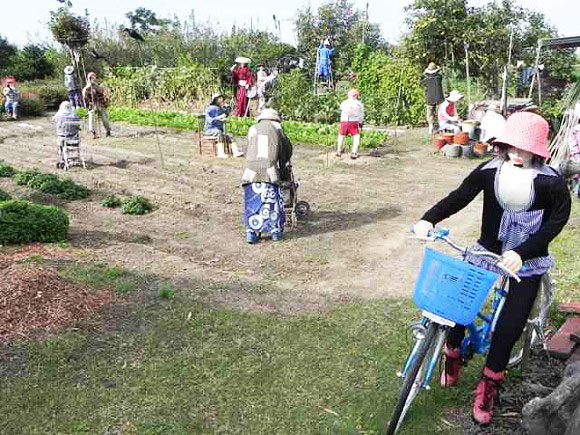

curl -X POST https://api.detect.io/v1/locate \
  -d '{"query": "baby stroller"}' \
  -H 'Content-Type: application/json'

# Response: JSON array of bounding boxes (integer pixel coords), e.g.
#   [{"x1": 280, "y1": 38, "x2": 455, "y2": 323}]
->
[
  {"x1": 281, "y1": 163, "x2": 310, "y2": 230},
  {"x1": 58, "y1": 118, "x2": 86, "y2": 170}
]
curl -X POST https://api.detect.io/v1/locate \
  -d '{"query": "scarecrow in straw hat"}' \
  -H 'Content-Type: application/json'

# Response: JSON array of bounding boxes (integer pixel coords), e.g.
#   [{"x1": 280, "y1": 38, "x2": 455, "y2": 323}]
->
[
  {"x1": 2, "y1": 77, "x2": 19, "y2": 119},
  {"x1": 438, "y1": 89, "x2": 464, "y2": 134},
  {"x1": 64, "y1": 65, "x2": 83, "y2": 109},
  {"x1": 241, "y1": 108, "x2": 293, "y2": 244},
  {"x1": 414, "y1": 111, "x2": 570, "y2": 426},
  {"x1": 479, "y1": 102, "x2": 506, "y2": 144},
  {"x1": 204, "y1": 92, "x2": 243, "y2": 158},
  {"x1": 231, "y1": 56, "x2": 254, "y2": 117},
  {"x1": 336, "y1": 89, "x2": 364, "y2": 160},
  {"x1": 421, "y1": 62, "x2": 444, "y2": 135},
  {"x1": 82, "y1": 72, "x2": 111, "y2": 138}
]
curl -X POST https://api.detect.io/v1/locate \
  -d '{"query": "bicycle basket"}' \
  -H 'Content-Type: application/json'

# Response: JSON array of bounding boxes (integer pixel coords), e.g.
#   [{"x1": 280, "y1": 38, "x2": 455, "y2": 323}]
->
[{"x1": 413, "y1": 248, "x2": 499, "y2": 325}]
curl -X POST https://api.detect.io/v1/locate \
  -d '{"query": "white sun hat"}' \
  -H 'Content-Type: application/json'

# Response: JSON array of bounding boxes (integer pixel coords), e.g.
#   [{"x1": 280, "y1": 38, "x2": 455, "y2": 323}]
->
[
  {"x1": 447, "y1": 90, "x2": 464, "y2": 102},
  {"x1": 235, "y1": 56, "x2": 251, "y2": 64},
  {"x1": 64, "y1": 65, "x2": 74, "y2": 74}
]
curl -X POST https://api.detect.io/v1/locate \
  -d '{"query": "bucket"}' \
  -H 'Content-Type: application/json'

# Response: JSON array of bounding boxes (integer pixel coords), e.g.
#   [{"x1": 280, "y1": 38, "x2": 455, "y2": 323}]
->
[
  {"x1": 462, "y1": 120, "x2": 478, "y2": 138},
  {"x1": 443, "y1": 133, "x2": 455, "y2": 144},
  {"x1": 461, "y1": 144, "x2": 473, "y2": 158},
  {"x1": 445, "y1": 144, "x2": 462, "y2": 158},
  {"x1": 453, "y1": 132, "x2": 469, "y2": 145},
  {"x1": 473, "y1": 142, "x2": 489, "y2": 156},
  {"x1": 432, "y1": 136, "x2": 446, "y2": 150}
]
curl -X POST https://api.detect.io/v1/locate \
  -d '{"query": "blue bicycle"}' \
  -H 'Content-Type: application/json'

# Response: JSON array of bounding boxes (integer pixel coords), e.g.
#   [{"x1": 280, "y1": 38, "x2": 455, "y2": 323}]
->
[{"x1": 386, "y1": 228, "x2": 553, "y2": 435}]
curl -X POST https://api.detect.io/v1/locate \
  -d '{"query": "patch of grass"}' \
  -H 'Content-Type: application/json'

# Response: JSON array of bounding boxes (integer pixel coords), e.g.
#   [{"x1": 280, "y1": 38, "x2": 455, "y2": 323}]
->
[
  {"x1": 173, "y1": 231, "x2": 190, "y2": 240},
  {"x1": 0, "y1": 161, "x2": 16, "y2": 177},
  {"x1": 23, "y1": 254, "x2": 45, "y2": 264},
  {"x1": 121, "y1": 195, "x2": 155, "y2": 215},
  {"x1": 0, "y1": 189, "x2": 12, "y2": 202},
  {"x1": 12, "y1": 169, "x2": 89, "y2": 200},
  {"x1": 115, "y1": 280, "x2": 134, "y2": 294},
  {"x1": 62, "y1": 261, "x2": 125, "y2": 289},
  {"x1": 159, "y1": 282, "x2": 175, "y2": 299},
  {"x1": 550, "y1": 200, "x2": 580, "y2": 305},
  {"x1": 101, "y1": 194, "x2": 122, "y2": 208}
]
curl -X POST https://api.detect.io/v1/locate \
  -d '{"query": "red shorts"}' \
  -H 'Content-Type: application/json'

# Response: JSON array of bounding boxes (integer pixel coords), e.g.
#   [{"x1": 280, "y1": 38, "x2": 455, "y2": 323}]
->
[{"x1": 339, "y1": 121, "x2": 360, "y2": 136}]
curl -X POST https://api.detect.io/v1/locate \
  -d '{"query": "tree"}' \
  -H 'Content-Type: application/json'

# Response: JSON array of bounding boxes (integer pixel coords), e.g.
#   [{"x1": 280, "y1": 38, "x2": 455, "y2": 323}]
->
[
  {"x1": 10, "y1": 45, "x2": 57, "y2": 81},
  {"x1": 295, "y1": 0, "x2": 387, "y2": 79},
  {"x1": 0, "y1": 35, "x2": 17, "y2": 74},
  {"x1": 49, "y1": 7, "x2": 90, "y2": 50},
  {"x1": 125, "y1": 8, "x2": 171, "y2": 33}
]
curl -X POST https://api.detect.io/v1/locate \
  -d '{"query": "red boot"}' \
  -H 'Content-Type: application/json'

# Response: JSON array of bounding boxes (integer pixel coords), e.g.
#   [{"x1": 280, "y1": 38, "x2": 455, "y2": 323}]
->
[
  {"x1": 472, "y1": 367, "x2": 505, "y2": 425},
  {"x1": 440, "y1": 344, "x2": 462, "y2": 387}
]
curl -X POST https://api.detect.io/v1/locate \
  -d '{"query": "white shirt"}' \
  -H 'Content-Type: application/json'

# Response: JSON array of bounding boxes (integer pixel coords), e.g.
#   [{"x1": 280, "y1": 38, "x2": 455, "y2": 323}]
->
[
  {"x1": 340, "y1": 99, "x2": 364, "y2": 122},
  {"x1": 497, "y1": 162, "x2": 535, "y2": 211},
  {"x1": 480, "y1": 111, "x2": 506, "y2": 142}
]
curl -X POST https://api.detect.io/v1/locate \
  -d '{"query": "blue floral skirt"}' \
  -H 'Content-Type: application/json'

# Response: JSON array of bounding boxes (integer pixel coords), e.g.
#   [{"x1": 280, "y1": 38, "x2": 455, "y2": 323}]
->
[{"x1": 243, "y1": 182, "x2": 285, "y2": 235}]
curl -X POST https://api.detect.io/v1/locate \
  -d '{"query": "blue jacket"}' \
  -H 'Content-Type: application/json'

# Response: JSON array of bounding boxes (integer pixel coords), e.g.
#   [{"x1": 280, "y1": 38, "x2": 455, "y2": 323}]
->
[
  {"x1": 204, "y1": 104, "x2": 228, "y2": 132},
  {"x1": 318, "y1": 45, "x2": 334, "y2": 62}
]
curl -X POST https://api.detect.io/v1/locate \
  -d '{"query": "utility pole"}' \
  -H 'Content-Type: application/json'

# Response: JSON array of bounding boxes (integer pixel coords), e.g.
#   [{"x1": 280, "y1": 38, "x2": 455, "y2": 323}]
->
[
  {"x1": 362, "y1": 2, "x2": 369, "y2": 44},
  {"x1": 464, "y1": 43, "x2": 471, "y2": 109}
]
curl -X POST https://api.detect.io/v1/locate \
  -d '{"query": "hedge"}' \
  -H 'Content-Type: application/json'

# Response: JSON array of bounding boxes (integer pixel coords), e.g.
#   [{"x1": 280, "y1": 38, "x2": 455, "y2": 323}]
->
[{"x1": 0, "y1": 200, "x2": 69, "y2": 244}]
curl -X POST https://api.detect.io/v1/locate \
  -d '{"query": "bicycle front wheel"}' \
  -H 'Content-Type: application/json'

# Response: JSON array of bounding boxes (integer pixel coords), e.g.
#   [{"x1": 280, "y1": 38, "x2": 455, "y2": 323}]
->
[{"x1": 386, "y1": 322, "x2": 440, "y2": 435}]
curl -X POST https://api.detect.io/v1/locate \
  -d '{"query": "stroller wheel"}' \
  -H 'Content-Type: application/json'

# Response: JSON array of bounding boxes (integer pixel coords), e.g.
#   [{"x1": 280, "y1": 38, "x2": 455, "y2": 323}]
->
[{"x1": 295, "y1": 201, "x2": 310, "y2": 219}]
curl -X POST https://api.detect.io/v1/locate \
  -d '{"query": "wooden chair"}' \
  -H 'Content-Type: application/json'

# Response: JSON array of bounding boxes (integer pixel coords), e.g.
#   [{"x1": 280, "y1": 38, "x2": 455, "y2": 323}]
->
[{"x1": 195, "y1": 114, "x2": 231, "y2": 157}]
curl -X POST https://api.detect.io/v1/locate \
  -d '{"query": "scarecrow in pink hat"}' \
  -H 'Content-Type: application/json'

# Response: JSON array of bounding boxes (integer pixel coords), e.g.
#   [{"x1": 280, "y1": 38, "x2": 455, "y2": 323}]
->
[
  {"x1": 2, "y1": 77, "x2": 20, "y2": 119},
  {"x1": 82, "y1": 72, "x2": 111, "y2": 138},
  {"x1": 336, "y1": 89, "x2": 364, "y2": 159},
  {"x1": 413, "y1": 111, "x2": 571, "y2": 426}
]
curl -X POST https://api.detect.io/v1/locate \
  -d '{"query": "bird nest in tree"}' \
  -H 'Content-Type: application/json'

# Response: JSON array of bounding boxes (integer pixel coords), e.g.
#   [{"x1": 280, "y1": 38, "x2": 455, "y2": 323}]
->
[{"x1": 49, "y1": 8, "x2": 90, "y2": 49}]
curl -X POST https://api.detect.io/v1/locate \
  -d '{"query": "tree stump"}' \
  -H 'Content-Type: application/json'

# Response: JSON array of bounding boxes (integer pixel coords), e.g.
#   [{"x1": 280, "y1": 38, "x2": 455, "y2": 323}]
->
[{"x1": 522, "y1": 362, "x2": 580, "y2": 435}]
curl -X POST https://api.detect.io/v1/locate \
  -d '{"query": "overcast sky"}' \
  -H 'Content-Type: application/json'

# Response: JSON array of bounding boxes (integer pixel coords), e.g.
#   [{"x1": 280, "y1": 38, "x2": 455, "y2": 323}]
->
[{"x1": 4, "y1": 0, "x2": 579, "y2": 48}]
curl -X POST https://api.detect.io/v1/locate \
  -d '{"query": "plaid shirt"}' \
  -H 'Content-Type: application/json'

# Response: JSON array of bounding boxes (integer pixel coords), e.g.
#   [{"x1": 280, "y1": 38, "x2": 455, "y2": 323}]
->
[{"x1": 82, "y1": 84, "x2": 108, "y2": 109}]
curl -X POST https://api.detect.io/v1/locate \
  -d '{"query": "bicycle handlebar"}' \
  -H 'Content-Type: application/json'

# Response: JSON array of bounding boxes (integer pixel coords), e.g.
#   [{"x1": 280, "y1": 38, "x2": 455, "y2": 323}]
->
[{"x1": 411, "y1": 226, "x2": 523, "y2": 282}]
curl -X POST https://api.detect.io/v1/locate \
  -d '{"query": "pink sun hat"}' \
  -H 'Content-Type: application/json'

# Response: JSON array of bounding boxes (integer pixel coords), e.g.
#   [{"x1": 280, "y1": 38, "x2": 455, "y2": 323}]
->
[
  {"x1": 348, "y1": 89, "x2": 360, "y2": 99},
  {"x1": 493, "y1": 111, "x2": 551, "y2": 159}
]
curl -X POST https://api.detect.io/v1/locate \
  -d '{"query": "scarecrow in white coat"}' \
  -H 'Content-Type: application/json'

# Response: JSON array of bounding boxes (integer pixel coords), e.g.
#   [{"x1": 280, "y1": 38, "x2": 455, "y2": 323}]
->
[
  {"x1": 438, "y1": 89, "x2": 463, "y2": 133},
  {"x1": 336, "y1": 89, "x2": 364, "y2": 159}
]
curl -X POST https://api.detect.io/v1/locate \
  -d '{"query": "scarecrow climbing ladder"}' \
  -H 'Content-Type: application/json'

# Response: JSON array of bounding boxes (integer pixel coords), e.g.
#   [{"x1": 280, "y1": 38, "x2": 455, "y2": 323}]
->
[{"x1": 313, "y1": 48, "x2": 333, "y2": 96}]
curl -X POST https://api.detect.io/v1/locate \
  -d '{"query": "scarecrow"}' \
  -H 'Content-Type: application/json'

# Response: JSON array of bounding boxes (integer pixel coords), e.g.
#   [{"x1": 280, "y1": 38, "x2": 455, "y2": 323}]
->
[
  {"x1": 64, "y1": 66, "x2": 83, "y2": 109},
  {"x1": 82, "y1": 72, "x2": 111, "y2": 138},
  {"x1": 204, "y1": 92, "x2": 243, "y2": 158},
  {"x1": 231, "y1": 56, "x2": 253, "y2": 117},
  {"x1": 2, "y1": 77, "x2": 19, "y2": 119},
  {"x1": 317, "y1": 39, "x2": 334, "y2": 83},
  {"x1": 336, "y1": 89, "x2": 364, "y2": 159},
  {"x1": 437, "y1": 89, "x2": 463, "y2": 133},
  {"x1": 421, "y1": 62, "x2": 444, "y2": 135},
  {"x1": 414, "y1": 112, "x2": 571, "y2": 426}
]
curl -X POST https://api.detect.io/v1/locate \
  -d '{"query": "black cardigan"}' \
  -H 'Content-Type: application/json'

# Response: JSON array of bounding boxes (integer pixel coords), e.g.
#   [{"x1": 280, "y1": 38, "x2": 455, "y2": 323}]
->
[{"x1": 422, "y1": 158, "x2": 571, "y2": 261}]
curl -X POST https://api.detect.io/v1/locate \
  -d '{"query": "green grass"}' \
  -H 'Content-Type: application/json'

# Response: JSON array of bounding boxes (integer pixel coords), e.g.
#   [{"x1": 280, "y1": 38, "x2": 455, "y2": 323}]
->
[
  {"x1": 103, "y1": 106, "x2": 389, "y2": 148},
  {"x1": 1, "y1": 201, "x2": 577, "y2": 434},
  {"x1": 550, "y1": 200, "x2": 580, "y2": 304}
]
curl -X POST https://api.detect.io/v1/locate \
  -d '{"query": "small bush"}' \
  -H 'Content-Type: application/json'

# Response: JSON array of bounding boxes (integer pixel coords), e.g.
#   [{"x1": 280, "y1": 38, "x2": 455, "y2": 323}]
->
[
  {"x1": 0, "y1": 200, "x2": 69, "y2": 244},
  {"x1": 27, "y1": 173, "x2": 60, "y2": 190},
  {"x1": 18, "y1": 97, "x2": 45, "y2": 117},
  {"x1": 13, "y1": 170, "x2": 42, "y2": 186},
  {"x1": 20, "y1": 80, "x2": 68, "y2": 110},
  {"x1": 0, "y1": 162, "x2": 16, "y2": 177},
  {"x1": 159, "y1": 286, "x2": 175, "y2": 299},
  {"x1": 101, "y1": 194, "x2": 122, "y2": 208},
  {"x1": 121, "y1": 196, "x2": 154, "y2": 215},
  {"x1": 0, "y1": 190, "x2": 12, "y2": 202},
  {"x1": 59, "y1": 178, "x2": 90, "y2": 200}
]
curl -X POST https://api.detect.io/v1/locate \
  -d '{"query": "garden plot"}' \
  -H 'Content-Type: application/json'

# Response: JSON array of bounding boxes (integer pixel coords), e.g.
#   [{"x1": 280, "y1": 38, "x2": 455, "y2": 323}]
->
[{"x1": 0, "y1": 116, "x2": 483, "y2": 312}]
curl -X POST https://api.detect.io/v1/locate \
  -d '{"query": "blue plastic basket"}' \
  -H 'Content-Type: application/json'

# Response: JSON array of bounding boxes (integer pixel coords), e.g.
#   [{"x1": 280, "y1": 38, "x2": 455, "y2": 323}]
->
[{"x1": 413, "y1": 248, "x2": 499, "y2": 325}]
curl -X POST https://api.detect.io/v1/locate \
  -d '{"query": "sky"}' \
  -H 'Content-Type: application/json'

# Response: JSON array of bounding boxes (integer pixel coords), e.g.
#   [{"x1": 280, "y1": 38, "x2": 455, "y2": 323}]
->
[{"x1": 4, "y1": 0, "x2": 580, "y2": 48}]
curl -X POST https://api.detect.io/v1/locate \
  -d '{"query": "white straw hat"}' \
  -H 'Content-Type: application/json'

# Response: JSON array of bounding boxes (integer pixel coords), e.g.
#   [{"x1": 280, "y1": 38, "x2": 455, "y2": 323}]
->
[
  {"x1": 64, "y1": 65, "x2": 74, "y2": 74},
  {"x1": 447, "y1": 90, "x2": 464, "y2": 102},
  {"x1": 235, "y1": 56, "x2": 251, "y2": 64}
]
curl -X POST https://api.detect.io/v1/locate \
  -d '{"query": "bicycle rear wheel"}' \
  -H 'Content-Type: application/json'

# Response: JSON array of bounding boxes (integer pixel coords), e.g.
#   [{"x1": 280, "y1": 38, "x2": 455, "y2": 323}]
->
[
  {"x1": 507, "y1": 273, "x2": 553, "y2": 367},
  {"x1": 386, "y1": 322, "x2": 439, "y2": 435}
]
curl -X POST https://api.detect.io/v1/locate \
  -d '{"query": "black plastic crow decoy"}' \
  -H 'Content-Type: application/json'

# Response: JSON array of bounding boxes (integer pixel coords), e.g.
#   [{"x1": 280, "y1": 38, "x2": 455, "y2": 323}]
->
[{"x1": 122, "y1": 28, "x2": 145, "y2": 42}]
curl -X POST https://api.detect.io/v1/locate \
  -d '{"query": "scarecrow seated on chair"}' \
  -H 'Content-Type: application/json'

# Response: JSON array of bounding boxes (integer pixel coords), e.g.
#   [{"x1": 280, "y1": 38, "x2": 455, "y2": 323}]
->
[{"x1": 204, "y1": 92, "x2": 243, "y2": 158}]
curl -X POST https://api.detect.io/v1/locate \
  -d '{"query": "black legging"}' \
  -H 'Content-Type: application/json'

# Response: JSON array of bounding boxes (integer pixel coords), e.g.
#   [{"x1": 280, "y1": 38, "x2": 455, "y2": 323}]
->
[{"x1": 447, "y1": 274, "x2": 542, "y2": 372}]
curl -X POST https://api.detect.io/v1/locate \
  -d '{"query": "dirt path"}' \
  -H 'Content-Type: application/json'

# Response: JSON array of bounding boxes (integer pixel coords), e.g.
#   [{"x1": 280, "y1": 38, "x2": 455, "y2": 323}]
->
[{"x1": 0, "y1": 116, "x2": 483, "y2": 312}]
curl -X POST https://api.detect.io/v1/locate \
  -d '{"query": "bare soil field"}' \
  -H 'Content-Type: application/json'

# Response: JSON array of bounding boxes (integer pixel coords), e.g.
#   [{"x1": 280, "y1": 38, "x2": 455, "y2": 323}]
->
[{"x1": 0, "y1": 116, "x2": 483, "y2": 313}]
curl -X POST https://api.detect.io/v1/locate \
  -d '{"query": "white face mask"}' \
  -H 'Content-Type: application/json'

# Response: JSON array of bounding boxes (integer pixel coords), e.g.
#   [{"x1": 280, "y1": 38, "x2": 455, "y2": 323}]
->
[{"x1": 507, "y1": 147, "x2": 534, "y2": 168}]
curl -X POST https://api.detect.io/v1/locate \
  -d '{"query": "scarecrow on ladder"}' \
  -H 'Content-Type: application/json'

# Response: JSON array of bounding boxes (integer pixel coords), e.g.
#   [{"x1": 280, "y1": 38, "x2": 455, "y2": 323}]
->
[
  {"x1": 317, "y1": 38, "x2": 334, "y2": 86},
  {"x1": 231, "y1": 56, "x2": 253, "y2": 117}
]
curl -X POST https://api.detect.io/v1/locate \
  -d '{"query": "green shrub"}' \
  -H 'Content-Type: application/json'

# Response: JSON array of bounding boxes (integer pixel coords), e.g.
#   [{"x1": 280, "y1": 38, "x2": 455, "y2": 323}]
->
[
  {"x1": 14, "y1": 170, "x2": 42, "y2": 186},
  {"x1": 121, "y1": 196, "x2": 154, "y2": 215},
  {"x1": 27, "y1": 173, "x2": 60, "y2": 190},
  {"x1": 59, "y1": 178, "x2": 90, "y2": 200},
  {"x1": 0, "y1": 161, "x2": 16, "y2": 177},
  {"x1": 21, "y1": 80, "x2": 68, "y2": 110},
  {"x1": 18, "y1": 97, "x2": 45, "y2": 117},
  {"x1": 0, "y1": 190, "x2": 12, "y2": 202},
  {"x1": 0, "y1": 200, "x2": 69, "y2": 244},
  {"x1": 101, "y1": 194, "x2": 122, "y2": 208}
]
